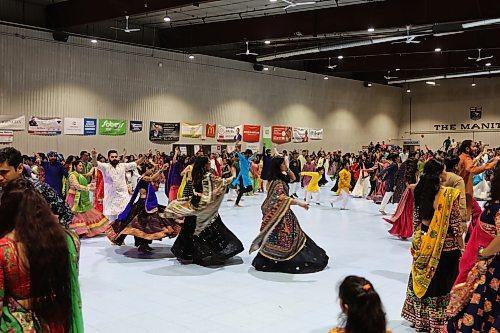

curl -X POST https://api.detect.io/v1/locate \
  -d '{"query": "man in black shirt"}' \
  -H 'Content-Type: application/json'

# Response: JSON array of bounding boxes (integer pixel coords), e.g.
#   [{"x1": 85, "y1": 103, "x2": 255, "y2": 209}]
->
[{"x1": 378, "y1": 153, "x2": 399, "y2": 215}]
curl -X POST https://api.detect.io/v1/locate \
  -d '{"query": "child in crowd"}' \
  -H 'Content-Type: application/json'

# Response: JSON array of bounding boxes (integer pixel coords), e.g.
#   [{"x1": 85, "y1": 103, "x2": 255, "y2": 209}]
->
[
  {"x1": 330, "y1": 276, "x2": 391, "y2": 333},
  {"x1": 330, "y1": 161, "x2": 351, "y2": 210},
  {"x1": 300, "y1": 166, "x2": 325, "y2": 205}
]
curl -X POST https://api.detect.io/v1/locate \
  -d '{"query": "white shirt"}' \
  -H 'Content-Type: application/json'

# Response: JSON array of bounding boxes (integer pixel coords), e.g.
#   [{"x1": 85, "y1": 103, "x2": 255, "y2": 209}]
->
[{"x1": 97, "y1": 161, "x2": 137, "y2": 216}]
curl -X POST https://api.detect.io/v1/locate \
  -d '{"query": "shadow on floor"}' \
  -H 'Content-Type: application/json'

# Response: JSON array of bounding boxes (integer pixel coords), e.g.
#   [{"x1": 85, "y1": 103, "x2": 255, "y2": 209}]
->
[
  {"x1": 247, "y1": 268, "x2": 319, "y2": 283},
  {"x1": 99, "y1": 245, "x2": 175, "y2": 263},
  {"x1": 144, "y1": 256, "x2": 244, "y2": 276},
  {"x1": 371, "y1": 270, "x2": 409, "y2": 284}
]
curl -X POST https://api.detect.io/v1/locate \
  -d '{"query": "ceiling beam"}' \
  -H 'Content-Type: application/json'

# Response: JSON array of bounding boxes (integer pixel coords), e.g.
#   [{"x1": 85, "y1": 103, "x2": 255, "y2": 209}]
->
[
  {"x1": 46, "y1": 0, "x2": 218, "y2": 29},
  {"x1": 159, "y1": 0, "x2": 500, "y2": 48}
]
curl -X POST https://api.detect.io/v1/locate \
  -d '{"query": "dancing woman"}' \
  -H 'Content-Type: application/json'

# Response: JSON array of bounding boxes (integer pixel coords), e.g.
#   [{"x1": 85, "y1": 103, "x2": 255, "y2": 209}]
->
[
  {"x1": 250, "y1": 157, "x2": 329, "y2": 274},
  {"x1": 178, "y1": 156, "x2": 195, "y2": 198},
  {"x1": 401, "y1": 159, "x2": 464, "y2": 332},
  {"x1": 446, "y1": 164, "x2": 499, "y2": 332},
  {"x1": 106, "y1": 163, "x2": 181, "y2": 253},
  {"x1": 67, "y1": 160, "x2": 109, "y2": 237},
  {"x1": 167, "y1": 156, "x2": 244, "y2": 266}
]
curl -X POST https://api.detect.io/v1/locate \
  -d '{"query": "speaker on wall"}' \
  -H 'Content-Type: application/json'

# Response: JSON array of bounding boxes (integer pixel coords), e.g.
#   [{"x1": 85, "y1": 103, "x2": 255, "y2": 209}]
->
[
  {"x1": 52, "y1": 31, "x2": 69, "y2": 42},
  {"x1": 253, "y1": 63, "x2": 264, "y2": 72}
]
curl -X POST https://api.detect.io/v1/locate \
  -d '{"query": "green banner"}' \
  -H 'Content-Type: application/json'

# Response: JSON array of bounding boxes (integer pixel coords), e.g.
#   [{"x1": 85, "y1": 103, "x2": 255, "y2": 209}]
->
[{"x1": 98, "y1": 119, "x2": 127, "y2": 135}]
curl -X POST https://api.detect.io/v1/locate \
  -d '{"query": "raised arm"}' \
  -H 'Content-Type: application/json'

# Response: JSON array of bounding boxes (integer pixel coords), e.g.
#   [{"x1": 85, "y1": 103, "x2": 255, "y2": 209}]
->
[{"x1": 91, "y1": 148, "x2": 98, "y2": 167}]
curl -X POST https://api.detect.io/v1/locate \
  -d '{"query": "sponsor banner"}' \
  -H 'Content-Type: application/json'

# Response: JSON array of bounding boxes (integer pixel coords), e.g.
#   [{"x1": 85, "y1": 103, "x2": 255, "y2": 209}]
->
[
  {"x1": 64, "y1": 118, "x2": 84, "y2": 135},
  {"x1": 28, "y1": 116, "x2": 62, "y2": 135},
  {"x1": 292, "y1": 127, "x2": 309, "y2": 143},
  {"x1": 310, "y1": 128, "x2": 323, "y2": 140},
  {"x1": 84, "y1": 118, "x2": 97, "y2": 136},
  {"x1": 243, "y1": 125, "x2": 261, "y2": 142},
  {"x1": 206, "y1": 123, "x2": 216, "y2": 138},
  {"x1": 217, "y1": 125, "x2": 242, "y2": 142},
  {"x1": 263, "y1": 126, "x2": 271, "y2": 139},
  {"x1": 98, "y1": 119, "x2": 126, "y2": 136},
  {"x1": 211, "y1": 145, "x2": 221, "y2": 154},
  {"x1": 271, "y1": 126, "x2": 292, "y2": 144},
  {"x1": 149, "y1": 121, "x2": 180, "y2": 142},
  {"x1": 130, "y1": 121, "x2": 143, "y2": 132},
  {"x1": 245, "y1": 142, "x2": 260, "y2": 152},
  {"x1": 0, "y1": 115, "x2": 25, "y2": 131},
  {"x1": 181, "y1": 123, "x2": 203, "y2": 138},
  {"x1": 0, "y1": 130, "x2": 14, "y2": 143},
  {"x1": 403, "y1": 140, "x2": 420, "y2": 145}
]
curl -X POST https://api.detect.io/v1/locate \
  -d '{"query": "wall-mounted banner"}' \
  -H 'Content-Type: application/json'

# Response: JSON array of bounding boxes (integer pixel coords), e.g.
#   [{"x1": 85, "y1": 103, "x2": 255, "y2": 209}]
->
[
  {"x1": 84, "y1": 118, "x2": 97, "y2": 136},
  {"x1": 217, "y1": 125, "x2": 242, "y2": 142},
  {"x1": 271, "y1": 126, "x2": 292, "y2": 144},
  {"x1": 64, "y1": 118, "x2": 84, "y2": 135},
  {"x1": 243, "y1": 125, "x2": 261, "y2": 142},
  {"x1": 310, "y1": 128, "x2": 324, "y2": 140},
  {"x1": 0, "y1": 131, "x2": 14, "y2": 143},
  {"x1": 245, "y1": 142, "x2": 260, "y2": 152},
  {"x1": 181, "y1": 123, "x2": 203, "y2": 138},
  {"x1": 149, "y1": 121, "x2": 180, "y2": 142},
  {"x1": 130, "y1": 121, "x2": 143, "y2": 132},
  {"x1": 0, "y1": 115, "x2": 25, "y2": 131},
  {"x1": 292, "y1": 127, "x2": 309, "y2": 143},
  {"x1": 263, "y1": 126, "x2": 271, "y2": 139},
  {"x1": 206, "y1": 123, "x2": 216, "y2": 138},
  {"x1": 28, "y1": 116, "x2": 62, "y2": 135},
  {"x1": 98, "y1": 119, "x2": 126, "y2": 136}
]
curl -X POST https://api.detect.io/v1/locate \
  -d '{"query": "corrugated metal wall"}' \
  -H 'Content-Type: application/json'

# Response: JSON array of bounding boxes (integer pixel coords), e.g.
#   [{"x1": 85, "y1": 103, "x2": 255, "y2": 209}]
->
[{"x1": 0, "y1": 24, "x2": 403, "y2": 156}]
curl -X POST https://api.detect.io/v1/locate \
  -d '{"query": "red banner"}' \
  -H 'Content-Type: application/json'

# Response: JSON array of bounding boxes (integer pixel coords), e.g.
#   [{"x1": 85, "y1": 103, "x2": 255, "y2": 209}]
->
[
  {"x1": 271, "y1": 126, "x2": 292, "y2": 144},
  {"x1": 206, "y1": 123, "x2": 216, "y2": 138},
  {"x1": 243, "y1": 125, "x2": 261, "y2": 142}
]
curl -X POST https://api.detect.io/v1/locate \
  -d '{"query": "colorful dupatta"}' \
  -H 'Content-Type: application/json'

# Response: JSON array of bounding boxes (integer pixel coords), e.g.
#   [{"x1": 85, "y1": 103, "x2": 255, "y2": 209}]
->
[
  {"x1": 69, "y1": 172, "x2": 92, "y2": 213},
  {"x1": 249, "y1": 179, "x2": 306, "y2": 260},
  {"x1": 411, "y1": 187, "x2": 460, "y2": 298},
  {"x1": 118, "y1": 178, "x2": 158, "y2": 222},
  {"x1": 177, "y1": 165, "x2": 193, "y2": 199},
  {"x1": 412, "y1": 187, "x2": 460, "y2": 298}
]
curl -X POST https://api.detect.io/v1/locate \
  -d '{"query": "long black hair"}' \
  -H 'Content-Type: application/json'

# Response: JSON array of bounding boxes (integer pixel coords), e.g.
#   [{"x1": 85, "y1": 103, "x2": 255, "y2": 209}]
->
[
  {"x1": 414, "y1": 159, "x2": 444, "y2": 221},
  {"x1": 269, "y1": 157, "x2": 289, "y2": 183},
  {"x1": 192, "y1": 156, "x2": 209, "y2": 192},
  {"x1": 485, "y1": 163, "x2": 500, "y2": 210},
  {"x1": 338, "y1": 276, "x2": 387, "y2": 333},
  {"x1": 0, "y1": 178, "x2": 71, "y2": 324}
]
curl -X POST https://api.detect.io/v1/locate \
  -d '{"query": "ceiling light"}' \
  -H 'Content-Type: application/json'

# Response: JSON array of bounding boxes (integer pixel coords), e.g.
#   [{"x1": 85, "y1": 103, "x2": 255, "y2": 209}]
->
[
  {"x1": 337, "y1": 55, "x2": 343, "y2": 60},
  {"x1": 90, "y1": 39, "x2": 97, "y2": 44},
  {"x1": 426, "y1": 81, "x2": 436, "y2": 86},
  {"x1": 367, "y1": 27, "x2": 375, "y2": 32},
  {"x1": 324, "y1": 76, "x2": 329, "y2": 80},
  {"x1": 434, "y1": 48, "x2": 442, "y2": 52},
  {"x1": 485, "y1": 62, "x2": 492, "y2": 67},
  {"x1": 188, "y1": 54, "x2": 195, "y2": 59},
  {"x1": 368, "y1": 83, "x2": 372, "y2": 87},
  {"x1": 164, "y1": 10, "x2": 171, "y2": 22},
  {"x1": 263, "y1": 67, "x2": 269, "y2": 71},
  {"x1": 270, "y1": 0, "x2": 278, "y2": 2},
  {"x1": 471, "y1": 82, "x2": 476, "y2": 87},
  {"x1": 406, "y1": 89, "x2": 411, "y2": 93},
  {"x1": 264, "y1": 40, "x2": 271, "y2": 45},
  {"x1": 395, "y1": 68, "x2": 401, "y2": 71}
]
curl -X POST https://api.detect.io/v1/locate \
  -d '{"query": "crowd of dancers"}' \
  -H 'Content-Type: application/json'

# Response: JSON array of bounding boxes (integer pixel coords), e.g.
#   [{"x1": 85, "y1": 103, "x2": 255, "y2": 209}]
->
[{"x1": 0, "y1": 138, "x2": 498, "y2": 332}]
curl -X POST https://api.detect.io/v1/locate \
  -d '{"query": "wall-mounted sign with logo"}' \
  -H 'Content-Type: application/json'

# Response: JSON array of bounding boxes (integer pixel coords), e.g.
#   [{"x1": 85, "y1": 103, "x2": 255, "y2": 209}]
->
[{"x1": 98, "y1": 119, "x2": 127, "y2": 135}]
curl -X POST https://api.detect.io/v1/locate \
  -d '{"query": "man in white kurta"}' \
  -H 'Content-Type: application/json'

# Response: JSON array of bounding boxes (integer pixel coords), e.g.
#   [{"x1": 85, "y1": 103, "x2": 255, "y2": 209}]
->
[{"x1": 91, "y1": 148, "x2": 147, "y2": 222}]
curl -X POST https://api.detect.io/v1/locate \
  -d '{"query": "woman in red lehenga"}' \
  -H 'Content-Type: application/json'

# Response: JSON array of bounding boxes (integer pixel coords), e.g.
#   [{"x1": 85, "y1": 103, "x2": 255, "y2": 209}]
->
[
  {"x1": 92, "y1": 154, "x2": 105, "y2": 213},
  {"x1": 385, "y1": 154, "x2": 418, "y2": 239}
]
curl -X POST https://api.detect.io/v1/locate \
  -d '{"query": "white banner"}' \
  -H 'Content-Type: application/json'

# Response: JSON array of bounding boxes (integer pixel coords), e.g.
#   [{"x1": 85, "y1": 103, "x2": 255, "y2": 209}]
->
[
  {"x1": 0, "y1": 115, "x2": 25, "y2": 131},
  {"x1": 181, "y1": 123, "x2": 203, "y2": 138},
  {"x1": 217, "y1": 125, "x2": 242, "y2": 142},
  {"x1": 293, "y1": 127, "x2": 309, "y2": 143},
  {"x1": 310, "y1": 128, "x2": 323, "y2": 140},
  {"x1": 28, "y1": 116, "x2": 62, "y2": 135},
  {"x1": 64, "y1": 118, "x2": 84, "y2": 135},
  {"x1": 0, "y1": 131, "x2": 14, "y2": 143},
  {"x1": 263, "y1": 126, "x2": 271, "y2": 139},
  {"x1": 245, "y1": 142, "x2": 260, "y2": 152}
]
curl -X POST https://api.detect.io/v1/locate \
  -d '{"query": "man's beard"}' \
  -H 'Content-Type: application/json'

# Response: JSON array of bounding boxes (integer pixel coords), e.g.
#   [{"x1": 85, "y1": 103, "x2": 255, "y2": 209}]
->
[{"x1": 110, "y1": 160, "x2": 120, "y2": 167}]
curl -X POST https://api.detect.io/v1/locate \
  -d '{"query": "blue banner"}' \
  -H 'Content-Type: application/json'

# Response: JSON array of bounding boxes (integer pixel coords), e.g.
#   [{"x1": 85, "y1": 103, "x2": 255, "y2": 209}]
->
[{"x1": 84, "y1": 118, "x2": 97, "y2": 136}]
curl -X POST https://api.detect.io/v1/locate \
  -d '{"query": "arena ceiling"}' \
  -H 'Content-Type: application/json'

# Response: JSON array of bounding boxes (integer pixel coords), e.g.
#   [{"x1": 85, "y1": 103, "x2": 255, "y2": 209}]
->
[{"x1": 4, "y1": 0, "x2": 500, "y2": 84}]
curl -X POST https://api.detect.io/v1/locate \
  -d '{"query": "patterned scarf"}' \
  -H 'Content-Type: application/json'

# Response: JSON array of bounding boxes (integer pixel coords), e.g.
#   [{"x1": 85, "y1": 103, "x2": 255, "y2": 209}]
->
[{"x1": 412, "y1": 187, "x2": 460, "y2": 298}]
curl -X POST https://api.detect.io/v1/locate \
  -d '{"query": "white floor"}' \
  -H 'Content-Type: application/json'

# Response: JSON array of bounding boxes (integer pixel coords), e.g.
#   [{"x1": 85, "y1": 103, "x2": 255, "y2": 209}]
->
[{"x1": 80, "y1": 186, "x2": 416, "y2": 333}]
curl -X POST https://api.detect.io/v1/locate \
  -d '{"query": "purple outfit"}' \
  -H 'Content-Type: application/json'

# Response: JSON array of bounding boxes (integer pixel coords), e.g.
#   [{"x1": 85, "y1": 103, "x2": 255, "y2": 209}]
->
[{"x1": 41, "y1": 161, "x2": 68, "y2": 198}]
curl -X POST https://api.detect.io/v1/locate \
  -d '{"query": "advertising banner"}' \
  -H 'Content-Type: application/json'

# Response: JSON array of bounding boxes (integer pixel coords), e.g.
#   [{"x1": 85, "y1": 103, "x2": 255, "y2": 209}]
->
[
  {"x1": 206, "y1": 123, "x2": 216, "y2": 138},
  {"x1": 217, "y1": 125, "x2": 242, "y2": 142},
  {"x1": 0, "y1": 131, "x2": 14, "y2": 143},
  {"x1": 84, "y1": 118, "x2": 97, "y2": 136},
  {"x1": 129, "y1": 121, "x2": 143, "y2": 132},
  {"x1": 292, "y1": 127, "x2": 309, "y2": 143},
  {"x1": 149, "y1": 121, "x2": 180, "y2": 142},
  {"x1": 0, "y1": 115, "x2": 25, "y2": 131},
  {"x1": 242, "y1": 125, "x2": 261, "y2": 142},
  {"x1": 310, "y1": 128, "x2": 323, "y2": 140},
  {"x1": 98, "y1": 119, "x2": 126, "y2": 135},
  {"x1": 181, "y1": 123, "x2": 203, "y2": 138},
  {"x1": 64, "y1": 118, "x2": 84, "y2": 135},
  {"x1": 245, "y1": 142, "x2": 260, "y2": 152},
  {"x1": 28, "y1": 116, "x2": 62, "y2": 135},
  {"x1": 271, "y1": 126, "x2": 292, "y2": 144}
]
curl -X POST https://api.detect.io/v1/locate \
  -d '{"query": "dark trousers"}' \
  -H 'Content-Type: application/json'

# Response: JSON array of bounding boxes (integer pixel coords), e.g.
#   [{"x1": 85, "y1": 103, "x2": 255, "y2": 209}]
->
[{"x1": 236, "y1": 177, "x2": 252, "y2": 205}]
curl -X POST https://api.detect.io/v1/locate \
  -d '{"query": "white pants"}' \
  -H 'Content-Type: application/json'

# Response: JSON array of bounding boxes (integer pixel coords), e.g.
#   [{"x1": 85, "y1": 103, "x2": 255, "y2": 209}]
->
[
  {"x1": 305, "y1": 191, "x2": 320, "y2": 204},
  {"x1": 262, "y1": 180, "x2": 268, "y2": 192},
  {"x1": 331, "y1": 189, "x2": 350, "y2": 209},
  {"x1": 227, "y1": 189, "x2": 237, "y2": 201},
  {"x1": 106, "y1": 214, "x2": 118, "y2": 223},
  {"x1": 290, "y1": 182, "x2": 301, "y2": 195},
  {"x1": 380, "y1": 191, "x2": 394, "y2": 211}
]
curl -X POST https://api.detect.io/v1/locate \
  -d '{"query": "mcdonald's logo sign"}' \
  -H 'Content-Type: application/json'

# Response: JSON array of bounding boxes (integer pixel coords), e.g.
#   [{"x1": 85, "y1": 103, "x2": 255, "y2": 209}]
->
[{"x1": 206, "y1": 123, "x2": 216, "y2": 138}]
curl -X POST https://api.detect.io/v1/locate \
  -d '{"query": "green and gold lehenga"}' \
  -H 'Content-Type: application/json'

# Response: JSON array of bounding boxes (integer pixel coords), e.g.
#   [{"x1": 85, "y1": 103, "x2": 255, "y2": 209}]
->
[
  {"x1": 0, "y1": 230, "x2": 83, "y2": 332},
  {"x1": 250, "y1": 179, "x2": 329, "y2": 274}
]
